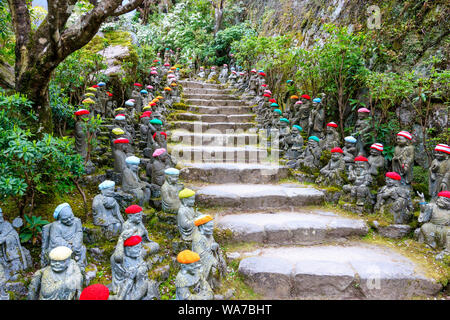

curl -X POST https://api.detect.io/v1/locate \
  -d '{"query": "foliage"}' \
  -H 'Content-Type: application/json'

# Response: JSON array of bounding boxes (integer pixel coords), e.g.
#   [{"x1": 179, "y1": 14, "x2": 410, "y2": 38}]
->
[
  {"x1": 79, "y1": 114, "x2": 103, "y2": 162},
  {"x1": 49, "y1": 84, "x2": 76, "y2": 136},
  {"x1": 0, "y1": 0, "x2": 14, "y2": 65},
  {"x1": 19, "y1": 215, "x2": 49, "y2": 244}
]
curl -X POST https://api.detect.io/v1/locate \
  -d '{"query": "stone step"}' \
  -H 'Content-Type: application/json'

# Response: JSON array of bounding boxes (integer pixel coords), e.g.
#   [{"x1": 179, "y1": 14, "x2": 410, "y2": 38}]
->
[
  {"x1": 188, "y1": 106, "x2": 253, "y2": 115},
  {"x1": 186, "y1": 99, "x2": 247, "y2": 107},
  {"x1": 195, "y1": 184, "x2": 324, "y2": 210},
  {"x1": 183, "y1": 88, "x2": 232, "y2": 95},
  {"x1": 179, "y1": 162, "x2": 289, "y2": 183},
  {"x1": 173, "y1": 113, "x2": 255, "y2": 123},
  {"x1": 183, "y1": 93, "x2": 239, "y2": 100},
  {"x1": 179, "y1": 81, "x2": 222, "y2": 89},
  {"x1": 170, "y1": 131, "x2": 260, "y2": 146},
  {"x1": 169, "y1": 121, "x2": 255, "y2": 132},
  {"x1": 235, "y1": 244, "x2": 442, "y2": 299},
  {"x1": 216, "y1": 210, "x2": 368, "y2": 245},
  {"x1": 168, "y1": 145, "x2": 271, "y2": 163}
]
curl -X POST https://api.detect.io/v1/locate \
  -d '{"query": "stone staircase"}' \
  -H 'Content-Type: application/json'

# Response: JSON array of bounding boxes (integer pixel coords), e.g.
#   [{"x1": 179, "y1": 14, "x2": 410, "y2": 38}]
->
[{"x1": 172, "y1": 80, "x2": 443, "y2": 300}]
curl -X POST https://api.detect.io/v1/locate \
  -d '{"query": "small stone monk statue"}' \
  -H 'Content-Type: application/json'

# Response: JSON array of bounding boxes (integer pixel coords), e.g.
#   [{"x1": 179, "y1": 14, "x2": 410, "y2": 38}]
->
[
  {"x1": 192, "y1": 215, "x2": 227, "y2": 290},
  {"x1": 367, "y1": 143, "x2": 386, "y2": 177},
  {"x1": 343, "y1": 156, "x2": 373, "y2": 207},
  {"x1": 110, "y1": 235, "x2": 159, "y2": 300},
  {"x1": 343, "y1": 136, "x2": 358, "y2": 170},
  {"x1": 28, "y1": 246, "x2": 83, "y2": 300},
  {"x1": 161, "y1": 168, "x2": 185, "y2": 214},
  {"x1": 416, "y1": 191, "x2": 450, "y2": 260},
  {"x1": 74, "y1": 109, "x2": 90, "y2": 160},
  {"x1": 295, "y1": 136, "x2": 322, "y2": 170},
  {"x1": 112, "y1": 138, "x2": 130, "y2": 176},
  {"x1": 392, "y1": 131, "x2": 414, "y2": 186},
  {"x1": 175, "y1": 250, "x2": 213, "y2": 300},
  {"x1": 353, "y1": 108, "x2": 372, "y2": 156},
  {"x1": 92, "y1": 180, "x2": 124, "y2": 238},
  {"x1": 322, "y1": 122, "x2": 340, "y2": 151},
  {"x1": 429, "y1": 144, "x2": 450, "y2": 199},
  {"x1": 122, "y1": 156, "x2": 152, "y2": 207},
  {"x1": 316, "y1": 147, "x2": 346, "y2": 187},
  {"x1": 284, "y1": 125, "x2": 304, "y2": 160},
  {"x1": 41, "y1": 203, "x2": 86, "y2": 269},
  {"x1": 375, "y1": 172, "x2": 413, "y2": 224},
  {"x1": 121, "y1": 205, "x2": 160, "y2": 258},
  {"x1": 177, "y1": 189, "x2": 201, "y2": 243}
]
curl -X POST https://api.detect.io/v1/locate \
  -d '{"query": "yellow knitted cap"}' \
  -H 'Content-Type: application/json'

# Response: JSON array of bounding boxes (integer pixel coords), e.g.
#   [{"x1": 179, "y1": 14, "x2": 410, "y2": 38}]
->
[
  {"x1": 86, "y1": 87, "x2": 97, "y2": 92},
  {"x1": 49, "y1": 246, "x2": 72, "y2": 261},
  {"x1": 142, "y1": 105, "x2": 151, "y2": 110},
  {"x1": 82, "y1": 98, "x2": 96, "y2": 104},
  {"x1": 112, "y1": 128, "x2": 125, "y2": 135},
  {"x1": 179, "y1": 188, "x2": 195, "y2": 199},
  {"x1": 177, "y1": 250, "x2": 200, "y2": 264},
  {"x1": 194, "y1": 214, "x2": 213, "y2": 227}
]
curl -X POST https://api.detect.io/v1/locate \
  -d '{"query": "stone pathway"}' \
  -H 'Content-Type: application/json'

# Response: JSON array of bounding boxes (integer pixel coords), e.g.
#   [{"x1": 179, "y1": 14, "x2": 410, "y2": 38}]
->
[{"x1": 172, "y1": 80, "x2": 443, "y2": 299}]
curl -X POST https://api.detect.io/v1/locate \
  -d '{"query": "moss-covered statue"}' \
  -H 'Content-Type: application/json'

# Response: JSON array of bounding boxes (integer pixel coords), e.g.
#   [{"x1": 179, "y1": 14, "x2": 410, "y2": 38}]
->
[
  {"x1": 197, "y1": 66, "x2": 205, "y2": 79},
  {"x1": 74, "y1": 109, "x2": 90, "y2": 160},
  {"x1": 0, "y1": 264, "x2": 8, "y2": 300},
  {"x1": 207, "y1": 66, "x2": 217, "y2": 80},
  {"x1": 29, "y1": 246, "x2": 83, "y2": 300},
  {"x1": 131, "y1": 83, "x2": 143, "y2": 113},
  {"x1": 122, "y1": 156, "x2": 152, "y2": 207},
  {"x1": 429, "y1": 144, "x2": 450, "y2": 199},
  {"x1": 110, "y1": 235, "x2": 159, "y2": 300},
  {"x1": 307, "y1": 96, "x2": 325, "y2": 138},
  {"x1": 247, "y1": 69, "x2": 258, "y2": 96},
  {"x1": 121, "y1": 205, "x2": 160, "y2": 258},
  {"x1": 368, "y1": 143, "x2": 386, "y2": 177},
  {"x1": 322, "y1": 122, "x2": 340, "y2": 150},
  {"x1": 343, "y1": 136, "x2": 358, "y2": 170},
  {"x1": 353, "y1": 108, "x2": 372, "y2": 156},
  {"x1": 374, "y1": 172, "x2": 413, "y2": 224},
  {"x1": 416, "y1": 191, "x2": 449, "y2": 260},
  {"x1": 147, "y1": 148, "x2": 172, "y2": 199},
  {"x1": 41, "y1": 203, "x2": 86, "y2": 269},
  {"x1": 92, "y1": 180, "x2": 124, "y2": 238},
  {"x1": 177, "y1": 189, "x2": 201, "y2": 243},
  {"x1": 283, "y1": 125, "x2": 304, "y2": 160},
  {"x1": 161, "y1": 168, "x2": 185, "y2": 214},
  {"x1": 175, "y1": 250, "x2": 213, "y2": 300},
  {"x1": 218, "y1": 64, "x2": 229, "y2": 84},
  {"x1": 343, "y1": 156, "x2": 373, "y2": 207},
  {"x1": 316, "y1": 147, "x2": 346, "y2": 187},
  {"x1": 295, "y1": 136, "x2": 322, "y2": 170},
  {"x1": 277, "y1": 118, "x2": 291, "y2": 150},
  {"x1": 0, "y1": 208, "x2": 30, "y2": 280},
  {"x1": 392, "y1": 131, "x2": 414, "y2": 186},
  {"x1": 192, "y1": 215, "x2": 227, "y2": 290}
]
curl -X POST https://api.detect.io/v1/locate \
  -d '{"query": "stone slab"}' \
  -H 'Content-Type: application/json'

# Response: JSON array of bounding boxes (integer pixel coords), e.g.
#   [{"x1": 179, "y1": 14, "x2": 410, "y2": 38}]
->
[
  {"x1": 169, "y1": 121, "x2": 255, "y2": 132},
  {"x1": 169, "y1": 145, "x2": 270, "y2": 162},
  {"x1": 196, "y1": 184, "x2": 324, "y2": 209},
  {"x1": 216, "y1": 211, "x2": 368, "y2": 244},
  {"x1": 186, "y1": 99, "x2": 247, "y2": 107},
  {"x1": 170, "y1": 131, "x2": 260, "y2": 146},
  {"x1": 188, "y1": 106, "x2": 253, "y2": 115},
  {"x1": 237, "y1": 244, "x2": 442, "y2": 299},
  {"x1": 174, "y1": 113, "x2": 255, "y2": 123}
]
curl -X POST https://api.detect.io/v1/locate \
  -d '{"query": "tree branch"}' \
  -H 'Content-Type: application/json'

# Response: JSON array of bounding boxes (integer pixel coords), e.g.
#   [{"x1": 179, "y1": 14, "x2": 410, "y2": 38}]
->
[{"x1": 112, "y1": 0, "x2": 145, "y2": 16}]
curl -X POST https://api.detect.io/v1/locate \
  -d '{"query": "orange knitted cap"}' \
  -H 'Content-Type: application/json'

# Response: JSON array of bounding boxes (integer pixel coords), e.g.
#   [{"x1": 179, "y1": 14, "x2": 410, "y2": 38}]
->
[
  {"x1": 177, "y1": 250, "x2": 200, "y2": 264},
  {"x1": 194, "y1": 215, "x2": 213, "y2": 226}
]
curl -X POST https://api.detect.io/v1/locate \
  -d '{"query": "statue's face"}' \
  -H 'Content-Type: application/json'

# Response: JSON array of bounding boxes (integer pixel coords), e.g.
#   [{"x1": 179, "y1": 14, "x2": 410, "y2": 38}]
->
[
  {"x1": 280, "y1": 121, "x2": 288, "y2": 128},
  {"x1": 50, "y1": 258, "x2": 70, "y2": 273},
  {"x1": 345, "y1": 141, "x2": 354, "y2": 148},
  {"x1": 370, "y1": 148, "x2": 381, "y2": 156},
  {"x1": 308, "y1": 140, "x2": 317, "y2": 148},
  {"x1": 124, "y1": 243, "x2": 142, "y2": 259},
  {"x1": 183, "y1": 261, "x2": 201, "y2": 275},
  {"x1": 128, "y1": 212, "x2": 142, "y2": 224},
  {"x1": 396, "y1": 136, "x2": 408, "y2": 146},
  {"x1": 115, "y1": 142, "x2": 125, "y2": 151},
  {"x1": 434, "y1": 151, "x2": 447, "y2": 161},
  {"x1": 59, "y1": 208, "x2": 74, "y2": 226},
  {"x1": 357, "y1": 112, "x2": 369, "y2": 120},
  {"x1": 182, "y1": 196, "x2": 195, "y2": 207},
  {"x1": 331, "y1": 152, "x2": 342, "y2": 161},
  {"x1": 128, "y1": 163, "x2": 139, "y2": 173},
  {"x1": 436, "y1": 196, "x2": 450, "y2": 209},
  {"x1": 326, "y1": 126, "x2": 335, "y2": 134},
  {"x1": 385, "y1": 177, "x2": 398, "y2": 187},
  {"x1": 141, "y1": 117, "x2": 149, "y2": 124},
  {"x1": 292, "y1": 128, "x2": 299, "y2": 135},
  {"x1": 101, "y1": 187, "x2": 115, "y2": 197},
  {"x1": 166, "y1": 174, "x2": 179, "y2": 185},
  {"x1": 355, "y1": 161, "x2": 367, "y2": 171},
  {"x1": 199, "y1": 221, "x2": 214, "y2": 236}
]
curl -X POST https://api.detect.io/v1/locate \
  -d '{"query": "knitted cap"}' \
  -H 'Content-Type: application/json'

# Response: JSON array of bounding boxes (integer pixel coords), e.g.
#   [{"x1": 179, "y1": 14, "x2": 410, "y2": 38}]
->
[
  {"x1": 354, "y1": 156, "x2": 368, "y2": 162},
  {"x1": 152, "y1": 148, "x2": 167, "y2": 157},
  {"x1": 326, "y1": 122, "x2": 338, "y2": 128},
  {"x1": 150, "y1": 119, "x2": 163, "y2": 125},
  {"x1": 82, "y1": 98, "x2": 95, "y2": 104},
  {"x1": 313, "y1": 98, "x2": 321, "y2": 103},
  {"x1": 177, "y1": 250, "x2": 200, "y2": 264},
  {"x1": 194, "y1": 215, "x2": 213, "y2": 227},
  {"x1": 435, "y1": 144, "x2": 450, "y2": 154},
  {"x1": 358, "y1": 107, "x2": 370, "y2": 113},
  {"x1": 125, "y1": 156, "x2": 140, "y2": 165},
  {"x1": 134, "y1": 83, "x2": 142, "y2": 87},
  {"x1": 397, "y1": 131, "x2": 412, "y2": 140},
  {"x1": 113, "y1": 138, "x2": 129, "y2": 144},
  {"x1": 179, "y1": 188, "x2": 195, "y2": 199},
  {"x1": 309, "y1": 136, "x2": 320, "y2": 142},
  {"x1": 344, "y1": 136, "x2": 357, "y2": 143},
  {"x1": 280, "y1": 118, "x2": 290, "y2": 123},
  {"x1": 295, "y1": 100, "x2": 303, "y2": 105},
  {"x1": 80, "y1": 284, "x2": 110, "y2": 300},
  {"x1": 112, "y1": 128, "x2": 125, "y2": 135},
  {"x1": 386, "y1": 172, "x2": 401, "y2": 181},
  {"x1": 290, "y1": 95, "x2": 299, "y2": 100},
  {"x1": 164, "y1": 168, "x2": 180, "y2": 175},
  {"x1": 125, "y1": 205, "x2": 143, "y2": 214},
  {"x1": 370, "y1": 143, "x2": 384, "y2": 152},
  {"x1": 53, "y1": 203, "x2": 70, "y2": 220},
  {"x1": 124, "y1": 235, "x2": 142, "y2": 247},
  {"x1": 274, "y1": 109, "x2": 282, "y2": 115},
  {"x1": 98, "y1": 180, "x2": 115, "y2": 190},
  {"x1": 437, "y1": 191, "x2": 450, "y2": 198},
  {"x1": 331, "y1": 147, "x2": 344, "y2": 153},
  {"x1": 49, "y1": 246, "x2": 72, "y2": 261},
  {"x1": 301, "y1": 94, "x2": 311, "y2": 100},
  {"x1": 292, "y1": 125, "x2": 302, "y2": 131},
  {"x1": 74, "y1": 109, "x2": 90, "y2": 116}
]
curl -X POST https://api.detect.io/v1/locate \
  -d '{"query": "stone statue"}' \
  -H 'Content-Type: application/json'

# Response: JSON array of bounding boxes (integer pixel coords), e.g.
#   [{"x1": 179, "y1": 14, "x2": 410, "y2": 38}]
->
[
  {"x1": 228, "y1": 70, "x2": 237, "y2": 86},
  {"x1": 0, "y1": 208, "x2": 29, "y2": 280},
  {"x1": 207, "y1": 67, "x2": 217, "y2": 80},
  {"x1": 92, "y1": 180, "x2": 124, "y2": 238},
  {"x1": 343, "y1": 136, "x2": 358, "y2": 170},
  {"x1": 392, "y1": 131, "x2": 415, "y2": 186},
  {"x1": 295, "y1": 136, "x2": 322, "y2": 170},
  {"x1": 122, "y1": 156, "x2": 152, "y2": 207},
  {"x1": 429, "y1": 144, "x2": 450, "y2": 199},
  {"x1": 121, "y1": 205, "x2": 160, "y2": 258},
  {"x1": 316, "y1": 147, "x2": 346, "y2": 187},
  {"x1": 112, "y1": 138, "x2": 129, "y2": 175},
  {"x1": 41, "y1": 203, "x2": 86, "y2": 269},
  {"x1": 131, "y1": 84, "x2": 143, "y2": 112},
  {"x1": 0, "y1": 264, "x2": 8, "y2": 300},
  {"x1": 307, "y1": 96, "x2": 325, "y2": 138},
  {"x1": 191, "y1": 215, "x2": 227, "y2": 290},
  {"x1": 416, "y1": 191, "x2": 449, "y2": 260},
  {"x1": 197, "y1": 67, "x2": 205, "y2": 79},
  {"x1": 283, "y1": 125, "x2": 304, "y2": 160},
  {"x1": 175, "y1": 250, "x2": 213, "y2": 300},
  {"x1": 161, "y1": 168, "x2": 185, "y2": 214},
  {"x1": 74, "y1": 109, "x2": 90, "y2": 160},
  {"x1": 375, "y1": 172, "x2": 413, "y2": 224},
  {"x1": 368, "y1": 143, "x2": 386, "y2": 177},
  {"x1": 322, "y1": 122, "x2": 340, "y2": 151},
  {"x1": 147, "y1": 148, "x2": 172, "y2": 198},
  {"x1": 110, "y1": 235, "x2": 159, "y2": 300},
  {"x1": 247, "y1": 69, "x2": 258, "y2": 96},
  {"x1": 352, "y1": 108, "x2": 372, "y2": 156},
  {"x1": 343, "y1": 156, "x2": 374, "y2": 207},
  {"x1": 28, "y1": 246, "x2": 83, "y2": 300},
  {"x1": 177, "y1": 189, "x2": 200, "y2": 242},
  {"x1": 218, "y1": 64, "x2": 229, "y2": 84}
]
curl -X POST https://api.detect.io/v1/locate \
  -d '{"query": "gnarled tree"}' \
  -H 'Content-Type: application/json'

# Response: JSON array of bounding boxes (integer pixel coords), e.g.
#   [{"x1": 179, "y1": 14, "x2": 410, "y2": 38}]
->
[{"x1": 7, "y1": 0, "x2": 146, "y2": 133}]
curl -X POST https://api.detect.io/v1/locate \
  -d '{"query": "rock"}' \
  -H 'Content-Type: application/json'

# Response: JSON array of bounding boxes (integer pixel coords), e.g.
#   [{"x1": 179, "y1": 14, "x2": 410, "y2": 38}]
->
[
  {"x1": 85, "y1": 264, "x2": 98, "y2": 286},
  {"x1": 98, "y1": 45, "x2": 130, "y2": 76},
  {"x1": 5, "y1": 281, "x2": 28, "y2": 299},
  {"x1": 224, "y1": 289, "x2": 235, "y2": 299},
  {"x1": 377, "y1": 224, "x2": 412, "y2": 239},
  {"x1": 226, "y1": 252, "x2": 241, "y2": 261},
  {"x1": 153, "y1": 265, "x2": 170, "y2": 282},
  {"x1": 89, "y1": 247, "x2": 105, "y2": 262},
  {"x1": 214, "y1": 294, "x2": 225, "y2": 300}
]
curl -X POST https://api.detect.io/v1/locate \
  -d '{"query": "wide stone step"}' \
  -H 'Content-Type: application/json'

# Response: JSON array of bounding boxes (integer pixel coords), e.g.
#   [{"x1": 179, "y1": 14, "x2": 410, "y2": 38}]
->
[
  {"x1": 186, "y1": 99, "x2": 247, "y2": 107},
  {"x1": 179, "y1": 81, "x2": 222, "y2": 89},
  {"x1": 216, "y1": 211, "x2": 368, "y2": 245},
  {"x1": 169, "y1": 145, "x2": 271, "y2": 162},
  {"x1": 170, "y1": 131, "x2": 260, "y2": 146},
  {"x1": 188, "y1": 106, "x2": 253, "y2": 115},
  {"x1": 183, "y1": 93, "x2": 239, "y2": 100},
  {"x1": 179, "y1": 162, "x2": 289, "y2": 183},
  {"x1": 169, "y1": 121, "x2": 255, "y2": 132},
  {"x1": 183, "y1": 88, "x2": 232, "y2": 95},
  {"x1": 173, "y1": 113, "x2": 255, "y2": 123},
  {"x1": 235, "y1": 244, "x2": 442, "y2": 299},
  {"x1": 195, "y1": 184, "x2": 324, "y2": 210}
]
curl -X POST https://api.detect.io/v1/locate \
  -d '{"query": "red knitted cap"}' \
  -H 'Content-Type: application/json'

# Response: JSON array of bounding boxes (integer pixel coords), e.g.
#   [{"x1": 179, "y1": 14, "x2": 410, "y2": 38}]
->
[
  {"x1": 331, "y1": 147, "x2": 343, "y2": 153},
  {"x1": 80, "y1": 284, "x2": 110, "y2": 300},
  {"x1": 354, "y1": 156, "x2": 368, "y2": 162},
  {"x1": 386, "y1": 172, "x2": 401, "y2": 180},
  {"x1": 437, "y1": 191, "x2": 450, "y2": 198},
  {"x1": 125, "y1": 205, "x2": 143, "y2": 214},
  {"x1": 124, "y1": 235, "x2": 142, "y2": 247}
]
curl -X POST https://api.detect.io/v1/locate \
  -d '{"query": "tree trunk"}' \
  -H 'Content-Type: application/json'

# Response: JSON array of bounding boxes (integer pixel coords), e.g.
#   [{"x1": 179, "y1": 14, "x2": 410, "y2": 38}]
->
[{"x1": 214, "y1": 8, "x2": 223, "y2": 36}]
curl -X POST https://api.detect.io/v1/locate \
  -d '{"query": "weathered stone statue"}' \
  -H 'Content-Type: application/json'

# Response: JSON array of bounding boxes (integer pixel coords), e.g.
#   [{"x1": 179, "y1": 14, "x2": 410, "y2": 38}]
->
[
  {"x1": 416, "y1": 191, "x2": 449, "y2": 260},
  {"x1": 228, "y1": 70, "x2": 237, "y2": 86},
  {"x1": 147, "y1": 118, "x2": 167, "y2": 154},
  {"x1": 368, "y1": 143, "x2": 386, "y2": 177},
  {"x1": 41, "y1": 203, "x2": 86, "y2": 269},
  {"x1": 161, "y1": 168, "x2": 184, "y2": 214},
  {"x1": 207, "y1": 66, "x2": 217, "y2": 80},
  {"x1": 131, "y1": 83, "x2": 143, "y2": 112},
  {"x1": 308, "y1": 96, "x2": 325, "y2": 138},
  {"x1": 218, "y1": 64, "x2": 229, "y2": 84},
  {"x1": 148, "y1": 148, "x2": 172, "y2": 198},
  {"x1": 353, "y1": 108, "x2": 372, "y2": 156},
  {"x1": 110, "y1": 235, "x2": 159, "y2": 300},
  {"x1": 392, "y1": 131, "x2": 415, "y2": 186},
  {"x1": 295, "y1": 136, "x2": 322, "y2": 170},
  {"x1": 177, "y1": 189, "x2": 200, "y2": 242},
  {"x1": 283, "y1": 125, "x2": 304, "y2": 160},
  {"x1": 343, "y1": 136, "x2": 358, "y2": 170},
  {"x1": 246, "y1": 69, "x2": 258, "y2": 96},
  {"x1": 192, "y1": 215, "x2": 227, "y2": 290},
  {"x1": 29, "y1": 246, "x2": 83, "y2": 300},
  {"x1": 297, "y1": 95, "x2": 313, "y2": 131},
  {"x1": 197, "y1": 67, "x2": 205, "y2": 79},
  {"x1": 112, "y1": 138, "x2": 129, "y2": 176},
  {"x1": 140, "y1": 90, "x2": 149, "y2": 110},
  {"x1": 343, "y1": 156, "x2": 373, "y2": 207},
  {"x1": 375, "y1": 172, "x2": 413, "y2": 224},
  {"x1": 277, "y1": 118, "x2": 291, "y2": 149},
  {"x1": 139, "y1": 112, "x2": 151, "y2": 147},
  {"x1": 175, "y1": 250, "x2": 213, "y2": 300},
  {"x1": 0, "y1": 264, "x2": 8, "y2": 300},
  {"x1": 122, "y1": 156, "x2": 152, "y2": 207},
  {"x1": 0, "y1": 208, "x2": 29, "y2": 280},
  {"x1": 92, "y1": 180, "x2": 124, "y2": 238},
  {"x1": 122, "y1": 205, "x2": 160, "y2": 258},
  {"x1": 74, "y1": 109, "x2": 90, "y2": 159},
  {"x1": 322, "y1": 122, "x2": 340, "y2": 150},
  {"x1": 429, "y1": 144, "x2": 450, "y2": 199},
  {"x1": 316, "y1": 147, "x2": 346, "y2": 187}
]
